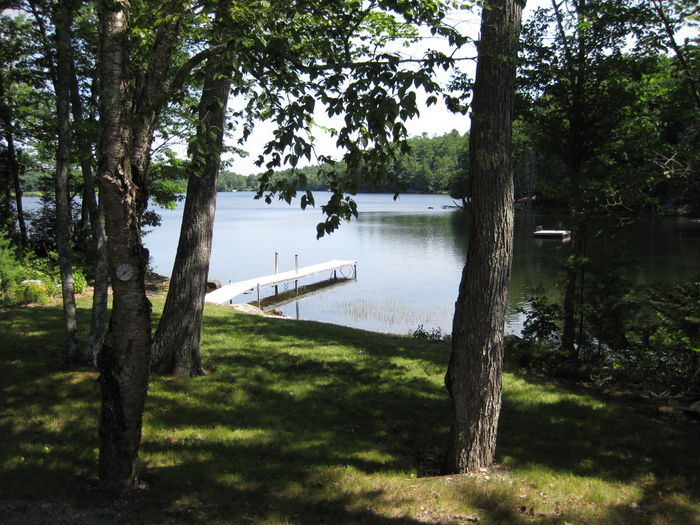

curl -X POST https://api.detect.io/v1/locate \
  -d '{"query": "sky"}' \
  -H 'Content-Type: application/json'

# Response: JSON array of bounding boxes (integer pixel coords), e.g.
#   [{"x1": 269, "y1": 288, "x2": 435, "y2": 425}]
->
[{"x1": 215, "y1": 1, "x2": 547, "y2": 176}]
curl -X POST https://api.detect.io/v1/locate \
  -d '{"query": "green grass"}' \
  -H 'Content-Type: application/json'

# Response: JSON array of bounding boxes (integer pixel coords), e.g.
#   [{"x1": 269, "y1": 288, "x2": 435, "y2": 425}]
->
[{"x1": 1, "y1": 298, "x2": 699, "y2": 524}]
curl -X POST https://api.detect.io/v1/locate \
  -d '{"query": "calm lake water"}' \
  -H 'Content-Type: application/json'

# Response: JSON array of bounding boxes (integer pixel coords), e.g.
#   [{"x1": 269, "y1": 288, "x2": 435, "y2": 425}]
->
[{"x1": 142, "y1": 192, "x2": 700, "y2": 336}]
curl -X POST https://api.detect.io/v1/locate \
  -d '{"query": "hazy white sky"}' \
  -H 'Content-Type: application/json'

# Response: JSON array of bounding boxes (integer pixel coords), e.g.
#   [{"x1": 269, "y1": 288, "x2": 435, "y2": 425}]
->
[{"x1": 218, "y1": 1, "x2": 547, "y2": 175}]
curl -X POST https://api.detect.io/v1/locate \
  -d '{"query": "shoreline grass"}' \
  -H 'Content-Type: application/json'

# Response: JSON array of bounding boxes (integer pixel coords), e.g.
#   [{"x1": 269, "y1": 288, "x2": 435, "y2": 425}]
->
[{"x1": 1, "y1": 298, "x2": 699, "y2": 524}]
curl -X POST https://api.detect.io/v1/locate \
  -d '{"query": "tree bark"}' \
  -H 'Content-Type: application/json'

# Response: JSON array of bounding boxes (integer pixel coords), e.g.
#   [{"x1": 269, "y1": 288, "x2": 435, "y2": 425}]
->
[
  {"x1": 444, "y1": 0, "x2": 523, "y2": 474},
  {"x1": 52, "y1": 0, "x2": 80, "y2": 362},
  {"x1": 561, "y1": 216, "x2": 586, "y2": 355},
  {"x1": 96, "y1": 2, "x2": 152, "y2": 492},
  {"x1": 152, "y1": 50, "x2": 233, "y2": 377},
  {"x1": 95, "y1": 1, "x2": 186, "y2": 492},
  {"x1": 70, "y1": 59, "x2": 108, "y2": 366},
  {"x1": 11, "y1": 142, "x2": 27, "y2": 247}
]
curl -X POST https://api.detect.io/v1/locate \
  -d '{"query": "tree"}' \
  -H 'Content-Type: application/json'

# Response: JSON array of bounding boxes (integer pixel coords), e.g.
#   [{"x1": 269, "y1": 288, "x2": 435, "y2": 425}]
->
[
  {"x1": 0, "y1": 13, "x2": 37, "y2": 247},
  {"x1": 153, "y1": 0, "x2": 467, "y2": 377},
  {"x1": 649, "y1": 0, "x2": 700, "y2": 110},
  {"x1": 51, "y1": 0, "x2": 80, "y2": 361},
  {"x1": 95, "y1": 0, "x2": 196, "y2": 491},
  {"x1": 151, "y1": 6, "x2": 233, "y2": 377},
  {"x1": 443, "y1": 0, "x2": 523, "y2": 472},
  {"x1": 93, "y1": 0, "x2": 275, "y2": 489},
  {"x1": 0, "y1": 71, "x2": 24, "y2": 240},
  {"x1": 96, "y1": 1, "x2": 150, "y2": 491},
  {"x1": 518, "y1": 0, "x2": 659, "y2": 354},
  {"x1": 448, "y1": 145, "x2": 469, "y2": 206},
  {"x1": 66, "y1": 2, "x2": 109, "y2": 364}
]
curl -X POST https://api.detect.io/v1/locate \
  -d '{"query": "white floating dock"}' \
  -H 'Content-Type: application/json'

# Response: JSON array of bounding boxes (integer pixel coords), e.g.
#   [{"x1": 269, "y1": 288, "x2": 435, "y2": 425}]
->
[
  {"x1": 205, "y1": 259, "x2": 357, "y2": 305},
  {"x1": 533, "y1": 226, "x2": 571, "y2": 240}
]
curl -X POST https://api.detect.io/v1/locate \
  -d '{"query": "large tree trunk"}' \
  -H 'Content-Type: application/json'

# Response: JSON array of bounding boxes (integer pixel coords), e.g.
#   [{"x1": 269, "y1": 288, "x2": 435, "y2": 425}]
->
[
  {"x1": 96, "y1": 2, "x2": 152, "y2": 492},
  {"x1": 443, "y1": 0, "x2": 523, "y2": 474},
  {"x1": 151, "y1": 56, "x2": 233, "y2": 377},
  {"x1": 52, "y1": 0, "x2": 80, "y2": 362},
  {"x1": 95, "y1": 1, "x2": 185, "y2": 491}
]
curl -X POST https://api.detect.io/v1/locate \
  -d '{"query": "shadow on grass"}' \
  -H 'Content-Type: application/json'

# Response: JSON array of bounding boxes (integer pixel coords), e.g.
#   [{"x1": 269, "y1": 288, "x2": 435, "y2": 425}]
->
[
  {"x1": 498, "y1": 373, "x2": 700, "y2": 524},
  {"x1": 499, "y1": 373, "x2": 700, "y2": 488},
  {"x1": 2, "y1": 303, "x2": 700, "y2": 523}
]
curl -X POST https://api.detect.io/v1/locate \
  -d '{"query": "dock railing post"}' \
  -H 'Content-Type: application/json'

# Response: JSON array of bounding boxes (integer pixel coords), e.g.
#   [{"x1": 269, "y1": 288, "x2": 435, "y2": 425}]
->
[{"x1": 294, "y1": 254, "x2": 299, "y2": 293}]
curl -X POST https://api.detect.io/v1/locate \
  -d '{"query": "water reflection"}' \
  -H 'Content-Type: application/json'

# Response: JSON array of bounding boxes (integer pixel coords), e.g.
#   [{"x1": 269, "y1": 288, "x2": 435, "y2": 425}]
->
[
  {"x1": 140, "y1": 193, "x2": 700, "y2": 335},
  {"x1": 22, "y1": 192, "x2": 695, "y2": 337}
]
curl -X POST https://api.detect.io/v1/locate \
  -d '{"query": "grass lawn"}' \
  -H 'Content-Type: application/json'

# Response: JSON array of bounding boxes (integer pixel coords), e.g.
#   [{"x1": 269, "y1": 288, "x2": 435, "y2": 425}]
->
[{"x1": 1, "y1": 298, "x2": 699, "y2": 524}]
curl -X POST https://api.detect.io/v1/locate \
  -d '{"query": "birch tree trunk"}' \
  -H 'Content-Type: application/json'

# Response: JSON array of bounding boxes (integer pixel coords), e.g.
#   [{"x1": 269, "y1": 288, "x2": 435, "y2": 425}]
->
[
  {"x1": 96, "y1": 2, "x2": 152, "y2": 491},
  {"x1": 95, "y1": 1, "x2": 185, "y2": 491},
  {"x1": 444, "y1": 0, "x2": 523, "y2": 474}
]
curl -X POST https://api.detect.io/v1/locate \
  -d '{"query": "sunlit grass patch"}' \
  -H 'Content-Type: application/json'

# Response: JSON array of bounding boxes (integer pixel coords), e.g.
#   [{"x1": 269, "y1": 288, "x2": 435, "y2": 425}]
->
[{"x1": 1, "y1": 298, "x2": 699, "y2": 524}]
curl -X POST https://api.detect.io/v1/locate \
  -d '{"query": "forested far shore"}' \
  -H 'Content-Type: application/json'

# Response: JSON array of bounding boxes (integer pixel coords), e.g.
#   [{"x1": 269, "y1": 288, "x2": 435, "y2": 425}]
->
[{"x1": 16, "y1": 121, "x2": 700, "y2": 217}]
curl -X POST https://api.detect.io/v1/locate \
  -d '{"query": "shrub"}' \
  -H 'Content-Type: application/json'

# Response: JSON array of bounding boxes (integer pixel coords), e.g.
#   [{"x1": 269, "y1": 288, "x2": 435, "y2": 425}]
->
[
  {"x1": 15, "y1": 280, "x2": 51, "y2": 305},
  {"x1": 511, "y1": 289, "x2": 573, "y2": 374},
  {"x1": 73, "y1": 270, "x2": 87, "y2": 294},
  {"x1": 0, "y1": 234, "x2": 72, "y2": 305},
  {"x1": 521, "y1": 287, "x2": 561, "y2": 343},
  {"x1": 0, "y1": 233, "x2": 24, "y2": 305},
  {"x1": 412, "y1": 324, "x2": 450, "y2": 343}
]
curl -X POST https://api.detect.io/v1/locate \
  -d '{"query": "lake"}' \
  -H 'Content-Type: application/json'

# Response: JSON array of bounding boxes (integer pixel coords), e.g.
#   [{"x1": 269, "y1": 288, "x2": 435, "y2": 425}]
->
[{"x1": 142, "y1": 192, "x2": 700, "y2": 336}]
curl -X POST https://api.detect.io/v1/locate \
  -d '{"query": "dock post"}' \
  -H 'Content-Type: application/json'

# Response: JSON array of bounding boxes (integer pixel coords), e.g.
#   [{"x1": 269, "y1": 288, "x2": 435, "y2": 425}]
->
[
  {"x1": 274, "y1": 252, "x2": 279, "y2": 295},
  {"x1": 294, "y1": 254, "x2": 299, "y2": 293}
]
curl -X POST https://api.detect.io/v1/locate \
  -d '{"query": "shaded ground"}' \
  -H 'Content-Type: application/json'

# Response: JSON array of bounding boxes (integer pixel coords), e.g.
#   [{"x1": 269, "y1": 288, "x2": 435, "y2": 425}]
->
[{"x1": 1, "y1": 300, "x2": 699, "y2": 524}]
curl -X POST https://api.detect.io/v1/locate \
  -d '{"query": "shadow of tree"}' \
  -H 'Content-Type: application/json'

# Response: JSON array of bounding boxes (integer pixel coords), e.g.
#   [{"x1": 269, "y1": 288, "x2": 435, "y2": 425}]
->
[
  {"x1": 499, "y1": 374, "x2": 700, "y2": 488},
  {"x1": 2, "y1": 303, "x2": 699, "y2": 524},
  {"x1": 497, "y1": 373, "x2": 700, "y2": 523}
]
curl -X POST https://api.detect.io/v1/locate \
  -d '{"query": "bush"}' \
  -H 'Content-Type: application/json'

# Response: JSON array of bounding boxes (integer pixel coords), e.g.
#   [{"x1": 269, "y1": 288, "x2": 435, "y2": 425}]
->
[
  {"x1": 521, "y1": 287, "x2": 561, "y2": 343},
  {"x1": 15, "y1": 280, "x2": 51, "y2": 305},
  {"x1": 73, "y1": 270, "x2": 87, "y2": 294},
  {"x1": 518, "y1": 277, "x2": 700, "y2": 395},
  {"x1": 0, "y1": 234, "x2": 79, "y2": 306},
  {"x1": 637, "y1": 280, "x2": 700, "y2": 393},
  {"x1": 412, "y1": 325, "x2": 450, "y2": 343},
  {"x1": 0, "y1": 233, "x2": 23, "y2": 304},
  {"x1": 508, "y1": 289, "x2": 568, "y2": 372}
]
